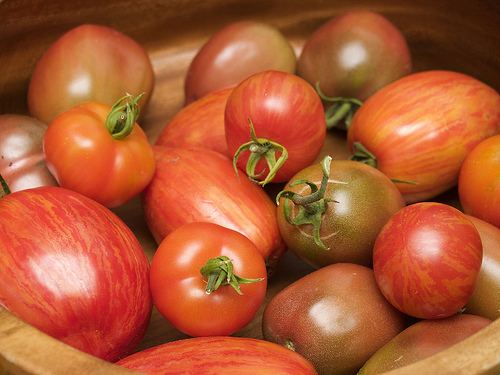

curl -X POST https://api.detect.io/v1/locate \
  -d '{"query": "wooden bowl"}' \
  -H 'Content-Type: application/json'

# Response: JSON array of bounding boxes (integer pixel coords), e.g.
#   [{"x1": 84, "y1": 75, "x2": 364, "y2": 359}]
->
[{"x1": 1, "y1": 1, "x2": 500, "y2": 374}]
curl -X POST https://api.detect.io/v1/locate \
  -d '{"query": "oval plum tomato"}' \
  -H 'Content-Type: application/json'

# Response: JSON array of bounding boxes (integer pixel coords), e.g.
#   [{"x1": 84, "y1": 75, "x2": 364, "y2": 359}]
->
[
  {"x1": 262, "y1": 263, "x2": 407, "y2": 375},
  {"x1": 155, "y1": 86, "x2": 233, "y2": 158},
  {"x1": 459, "y1": 134, "x2": 500, "y2": 229},
  {"x1": 43, "y1": 94, "x2": 155, "y2": 208},
  {"x1": 184, "y1": 21, "x2": 296, "y2": 105},
  {"x1": 0, "y1": 186, "x2": 152, "y2": 362},
  {"x1": 297, "y1": 10, "x2": 412, "y2": 130},
  {"x1": 276, "y1": 156, "x2": 405, "y2": 269},
  {"x1": 28, "y1": 24, "x2": 155, "y2": 125},
  {"x1": 0, "y1": 114, "x2": 58, "y2": 192},
  {"x1": 116, "y1": 336, "x2": 318, "y2": 375},
  {"x1": 347, "y1": 70, "x2": 500, "y2": 204},
  {"x1": 373, "y1": 202, "x2": 483, "y2": 319},
  {"x1": 150, "y1": 222, "x2": 267, "y2": 337},
  {"x1": 225, "y1": 70, "x2": 326, "y2": 185},
  {"x1": 358, "y1": 314, "x2": 492, "y2": 375},
  {"x1": 141, "y1": 146, "x2": 287, "y2": 273}
]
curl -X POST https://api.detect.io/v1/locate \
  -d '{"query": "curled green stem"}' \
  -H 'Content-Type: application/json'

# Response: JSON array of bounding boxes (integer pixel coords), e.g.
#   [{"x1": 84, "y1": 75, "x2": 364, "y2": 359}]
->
[
  {"x1": 316, "y1": 82, "x2": 363, "y2": 131},
  {"x1": 106, "y1": 93, "x2": 144, "y2": 140}
]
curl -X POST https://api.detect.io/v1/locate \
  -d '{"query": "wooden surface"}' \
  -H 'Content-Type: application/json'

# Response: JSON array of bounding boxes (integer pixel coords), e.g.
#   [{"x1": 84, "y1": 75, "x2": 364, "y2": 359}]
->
[{"x1": 1, "y1": 0, "x2": 500, "y2": 374}]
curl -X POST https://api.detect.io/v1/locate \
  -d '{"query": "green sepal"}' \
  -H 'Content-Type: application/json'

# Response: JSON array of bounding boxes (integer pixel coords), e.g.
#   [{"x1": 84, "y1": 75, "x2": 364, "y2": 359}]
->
[{"x1": 106, "y1": 93, "x2": 144, "y2": 140}]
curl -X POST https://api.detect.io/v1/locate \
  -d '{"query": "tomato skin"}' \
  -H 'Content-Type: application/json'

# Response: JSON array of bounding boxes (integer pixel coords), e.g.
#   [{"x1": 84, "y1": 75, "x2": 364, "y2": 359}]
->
[
  {"x1": 43, "y1": 101, "x2": 156, "y2": 208},
  {"x1": 297, "y1": 10, "x2": 412, "y2": 101},
  {"x1": 116, "y1": 336, "x2": 318, "y2": 375},
  {"x1": 373, "y1": 202, "x2": 483, "y2": 319},
  {"x1": 347, "y1": 70, "x2": 500, "y2": 204},
  {"x1": 0, "y1": 114, "x2": 58, "y2": 192},
  {"x1": 141, "y1": 146, "x2": 287, "y2": 272},
  {"x1": 0, "y1": 186, "x2": 152, "y2": 362},
  {"x1": 459, "y1": 134, "x2": 500, "y2": 229},
  {"x1": 155, "y1": 86, "x2": 233, "y2": 158},
  {"x1": 262, "y1": 263, "x2": 407, "y2": 375},
  {"x1": 28, "y1": 24, "x2": 155, "y2": 125},
  {"x1": 225, "y1": 70, "x2": 326, "y2": 183},
  {"x1": 277, "y1": 160, "x2": 405, "y2": 268},
  {"x1": 184, "y1": 21, "x2": 296, "y2": 105},
  {"x1": 358, "y1": 314, "x2": 492, "y2": 375},
  {"x1": 150, "y1": 222, "x2": 267, "y2": 337}
]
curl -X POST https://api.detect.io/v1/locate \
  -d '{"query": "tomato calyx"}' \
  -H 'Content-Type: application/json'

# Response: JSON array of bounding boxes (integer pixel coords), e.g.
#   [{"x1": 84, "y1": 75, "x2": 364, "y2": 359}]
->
[
  {"x1": 0, "y1": 173, "x2": 11, "y2": 198},
  {"x1": 106, "y1": 93, "x2": 144, "y2": 140},
  {"x1": 276, "y1": 155, "x2": 337, "y2": 250},
  {"x1": 200, "y1": 255, "x2": 264, "y2": 295},
  {"x1": 232, "y1": 118, "x2": 288, "y2": 186},
  {"x1": 316, "y1": 82, "x2": 363, "y2": 131}
]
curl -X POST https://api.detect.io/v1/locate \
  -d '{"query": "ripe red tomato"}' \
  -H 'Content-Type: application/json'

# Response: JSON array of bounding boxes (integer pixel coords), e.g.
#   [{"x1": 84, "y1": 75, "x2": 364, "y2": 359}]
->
[
  {"x1": 373, "y1": 202, "x2": 483, "y2": 319},
  {"x1": 150, "y1": 222, "x2": 267, "y2": 337},
  {"x1": 347, "y1": 70, "x2": 500, "y2": 204},
  {"x1": 262, "y1": 263, "x2": 407, "y2": 375},
  {"x1": 43, "y1": 95, "x2": 156, "y2": 208},
  {"x1": 0, "y1": 186, "x2": 152, "y2": 362},
  {"x1": 459, "y1": 134, "x2": 500, "y2": 229},
  {"x1": 141, "y1": 146, "x2": 287, "y2": 273},
  {"x1": 0, "y1": 114, "x2": 58, "y2": 192},
  {"x1": 184, "y1": 21, "x2": 296, "y2": 105},
  {"x1": 116, "y1": 336, "x2": 318, "y2": 375},
  {"x1": 28, "y1": 24, "x2": 155, "y2": 125},
  {"x1": 155, "y1": 86, "x2": 233, "y2": 158},
  {"x1": 225, "y1": 70, "x2": 326, "y2": 185}
]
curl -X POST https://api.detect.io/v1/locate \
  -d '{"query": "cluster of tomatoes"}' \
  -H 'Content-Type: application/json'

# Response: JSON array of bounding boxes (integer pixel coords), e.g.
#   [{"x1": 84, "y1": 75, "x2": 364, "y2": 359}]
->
[{"x1": 1, "y1": 8, "x2": 500, "y2": 375}]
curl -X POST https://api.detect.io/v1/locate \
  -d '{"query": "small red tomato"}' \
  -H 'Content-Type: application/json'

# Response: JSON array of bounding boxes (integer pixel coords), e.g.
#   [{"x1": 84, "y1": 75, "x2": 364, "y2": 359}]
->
[{"x1": 373, "y1": 202, "x2": 483, "y2": 319}]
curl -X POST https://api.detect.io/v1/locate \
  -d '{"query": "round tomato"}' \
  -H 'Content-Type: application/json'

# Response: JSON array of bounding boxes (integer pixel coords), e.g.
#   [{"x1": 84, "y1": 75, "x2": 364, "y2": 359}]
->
[
  {"x1": 276, "y1": 156, "x2": 405, "y2": 268},
  {"x1": 373, "y1": 202, "x2": 483, "y2": 319},
  {"x1": 347, "y1": 70, "x2": 500, "y2": 204},
  {"x1": 225, "y1": 70, "x2": 326, "y2": 185},
  {"x1": 459, "y1": 134, "x2": 500, "y2": 229},
  {"x1": 116, "y1": 336, "x2": 318, "y2": 375},
  {"x1": 184, "y1": 21, "x2": 296, "y2": 105},
  {"x1": 28, "y1": 24, "x2": 155, "y2": 125},
  {"x1": 0, "y1": 186, "x2": 152, "y2": 362},
  {"x1": 150, "y1": 222, "x2": 267, "y2": 337},
  {"x1": 262, "y1": 263, "x2": 407, "y2": 375}
]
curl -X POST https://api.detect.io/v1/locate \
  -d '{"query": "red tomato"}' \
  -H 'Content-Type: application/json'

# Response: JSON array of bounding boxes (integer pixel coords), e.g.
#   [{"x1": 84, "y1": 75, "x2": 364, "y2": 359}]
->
[
  {"x1": 347, "y1": 70, "x2": 500, "y2": 204},
  {"x1": 28, "y1": 24, "x2": 155, "y2": 125},
  {"x1": 150, "y1": 222, "x2": 267, "y2": 337},
  {"x1": 0, "y1": 114, "x2": 58, "y2": 192},
  {"x1": 141, "y1": 146, "x2": 287, "y2": 273},
  {"x1": 459, "y1": 134, "x2": 500, "y2": 229},
  {"x1": 116, "y1": 336, "x2": 318, "y2": 375},
  {"x1": 155, "y1": 86, "x2": 233, "y2": 158},
  {"x1": 225, "y1": 70, "x2": 326, "y2": 185},
  {"x1": 43, "y1": 95, "x2": 156, "y2": 208},
  {"x1": 0, "y1": 186, "x2": 152, "y2": 362},
  {"x1": 184, "y1": 21, "x2": 296, "y2": 105},
  {"x1": 373, "y1": 202, "x2": 483, "y2": 319}
]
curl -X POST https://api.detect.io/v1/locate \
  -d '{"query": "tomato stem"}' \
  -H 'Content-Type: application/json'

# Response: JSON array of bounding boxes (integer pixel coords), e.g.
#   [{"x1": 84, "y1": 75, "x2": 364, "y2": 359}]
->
[
  {"x1": 0, "y1": 173, "x2": 11, "y2": 198},
  {"x1": 106, "y1": 93, "x2": 144, "y2": 140}
]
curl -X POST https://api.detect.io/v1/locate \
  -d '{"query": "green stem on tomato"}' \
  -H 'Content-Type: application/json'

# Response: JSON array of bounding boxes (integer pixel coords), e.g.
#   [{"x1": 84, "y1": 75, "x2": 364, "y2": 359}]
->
[
  {"x1": 106, "y1": 93, "x2": 144, "y2": 140},
  {"x1": 0, "y1": 173, "x2": 11, "y2": 198}
]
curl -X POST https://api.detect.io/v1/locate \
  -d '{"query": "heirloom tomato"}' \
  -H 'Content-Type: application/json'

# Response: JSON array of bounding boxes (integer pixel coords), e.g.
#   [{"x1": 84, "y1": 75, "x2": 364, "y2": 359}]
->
[
  {"x1": 43, "y1": 95, "x2": 155, "y2": 208},
  {"x1": 155, "y1": 86, "x2": 233, "y2": 158},
  {"x1": 116, "y1": 336, "x2": 318, "y2": 375},
  {"x1": 373, "y1": 202, "x2": 483, "y2": 319},
  {"x1": 0, "y1": 186, "x2": 152, "y2": 362},
  {"x1": 184, "y1": 21, "x2": 296, "y2": 105},
  {"x1": 28, "y1": 24, "x2": 155, "y2": 125},
  {"x1": 0, "y1": 114, "x2": 58, "y2": 192},
  {"x1": 276, "y1": 156, "x2": 405, "y2": 269},
  {"x1": 141, "y1": 146, "x2": 287, "y2": 273},
  {"x1": 459, "y1": 134, "x2": 500, "y2": 229},
  {"x1": 358, "y1": 314, "x2": 492, "y2": 375},
  {"x1": 262, "y1": 263, "x2": 407, "y2": 375},
  {"x1": 347, "y1": 70, "x2": 500, "y2": 203},
  {"x1": 225, "y1": 70, "x2": 326, "y2": 185},
  {"x1": 150, "y1": 222, "x2": 267, "y2": 337}
]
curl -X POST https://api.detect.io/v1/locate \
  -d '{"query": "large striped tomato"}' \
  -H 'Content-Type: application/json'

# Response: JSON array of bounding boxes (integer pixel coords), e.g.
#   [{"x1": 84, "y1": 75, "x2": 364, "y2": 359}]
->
[
  {"x1": 373, "y1": 202, "x2": 483, "y2": 319},
  {"x1": 347, "y1": 70, "x2": 500, "y2": 204},
  {"x1": 0, "y1": 186, "x2": 152, "y2": 362}
]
